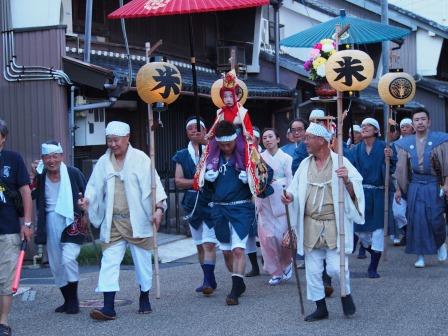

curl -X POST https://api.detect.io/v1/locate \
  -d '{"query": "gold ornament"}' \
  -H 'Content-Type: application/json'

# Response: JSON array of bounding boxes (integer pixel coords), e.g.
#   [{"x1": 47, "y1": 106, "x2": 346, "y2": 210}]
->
[
  {"x1": 136, "y1": 62, "x2": 182, "y2": 105},
  {"x1": 378, "y1": 70, "x2": 416, "y2": 106},
  {"x1": 325, "y1": 50, "x2": 374, "y2": 92}
]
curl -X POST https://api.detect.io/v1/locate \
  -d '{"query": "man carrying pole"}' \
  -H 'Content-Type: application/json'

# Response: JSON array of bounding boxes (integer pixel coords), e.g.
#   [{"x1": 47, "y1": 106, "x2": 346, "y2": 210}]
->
[
  {"x1": 79, "y1": 121, "x2": 167, "y2": 320},
  {"x1": 282, "y1": 122, "x2": 364, "y2": 321},
  {"x1": 350, "y1": 118, "x2": 396, "y2": 278}
]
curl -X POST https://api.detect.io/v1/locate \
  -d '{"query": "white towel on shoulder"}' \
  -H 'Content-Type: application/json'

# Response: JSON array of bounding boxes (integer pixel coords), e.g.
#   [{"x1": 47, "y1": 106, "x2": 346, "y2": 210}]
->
[{"x1": 54, "y1": 162, "x2": 74, "y2": 227}]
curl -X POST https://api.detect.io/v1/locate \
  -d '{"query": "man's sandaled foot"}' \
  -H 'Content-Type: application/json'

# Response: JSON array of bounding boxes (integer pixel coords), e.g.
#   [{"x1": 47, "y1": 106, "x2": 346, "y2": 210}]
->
[
  {"x1": 0, "y1": 324, "x2": 12, "y2": 336},
  {"x1": 225, "y1": 294, "x2": 239, "y2": 305},
  {"x1": 54, "y1": 303, "x2": 66, "y2": 313},
  {"x1": 90, "y1": 308, "x2": 116, "y2": 321},
  {"x1": 138, "y1": 307, "x2": 152, "y2": 314},
  {"x1": 138, "y1": 291, "x2": 152, "y2": 314},
  {"x1": 202, "y1": 285, "x2": 214, "y2": 296}
]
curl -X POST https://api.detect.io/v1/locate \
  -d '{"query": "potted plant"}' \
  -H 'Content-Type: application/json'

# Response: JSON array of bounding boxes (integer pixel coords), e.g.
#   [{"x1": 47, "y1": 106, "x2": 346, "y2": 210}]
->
[{"x1": 303, "y1": 38, "x2": 337, "y2": 98}]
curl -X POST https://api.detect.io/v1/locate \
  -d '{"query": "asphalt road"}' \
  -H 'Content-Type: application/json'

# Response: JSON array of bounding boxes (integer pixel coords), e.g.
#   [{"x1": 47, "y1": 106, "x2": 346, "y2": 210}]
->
[{"x1": 9, "y1": 242, "x2": 448, "y2": 336}]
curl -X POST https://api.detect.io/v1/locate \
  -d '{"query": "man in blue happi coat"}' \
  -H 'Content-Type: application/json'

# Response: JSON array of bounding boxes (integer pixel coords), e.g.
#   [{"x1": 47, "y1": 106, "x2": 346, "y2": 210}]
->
[
  {"x1": 172, "y1": 116, "x2": 218, "y2": 295},
  {"x1": 350, "y1": 117, "x2": 396, "y2": 278},
  {"x1": 394, "y1": 108, "x2": 448, "y2": 268},
  {"x1": 205, "y1": 120, "x2": 256, "y2": 305}
]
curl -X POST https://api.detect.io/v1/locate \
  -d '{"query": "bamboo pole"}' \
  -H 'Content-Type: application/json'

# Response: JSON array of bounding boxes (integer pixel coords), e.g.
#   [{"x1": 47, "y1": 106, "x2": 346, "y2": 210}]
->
[
  {"x1": 335, "y1": 24, "x2": 347, "y2": 297},
  {"x1": 145, "y1": 42, "x2": 161, "y2": 299},
  {"x1": 283, "y1": 189, "x2": 305, "y2": 317},
  {"x1": 383, "y1": 105, "x2": 392, "y2": 261}
]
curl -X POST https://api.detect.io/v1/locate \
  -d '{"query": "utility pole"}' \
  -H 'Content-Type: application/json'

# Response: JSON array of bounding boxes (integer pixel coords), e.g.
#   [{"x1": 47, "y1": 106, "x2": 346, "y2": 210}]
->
[
  {"x1": 381, "y1": 0, "x2": 389, "y2": 135},
  {"x1": 84, "y1": 0, "x2": 93, "y2": 63},
  {"x1": 271, "y1": 0, "x2": 283, "y2": 84}
]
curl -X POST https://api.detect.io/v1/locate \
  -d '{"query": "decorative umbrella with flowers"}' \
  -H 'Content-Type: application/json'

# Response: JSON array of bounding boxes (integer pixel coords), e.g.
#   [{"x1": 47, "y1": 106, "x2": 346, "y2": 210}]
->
[{"x1": 303, "y1": 38, "x2": 337, "y2": 98}]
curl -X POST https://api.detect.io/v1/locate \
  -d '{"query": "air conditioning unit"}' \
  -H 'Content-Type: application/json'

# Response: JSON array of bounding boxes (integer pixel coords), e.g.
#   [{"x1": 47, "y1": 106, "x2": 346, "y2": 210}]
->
[
  {"x1": 261, "y1": 18, "x2": 270, "y2": 45},
  {"x1": 75, "y1": 108, "x2": 106, "y2": 146}
]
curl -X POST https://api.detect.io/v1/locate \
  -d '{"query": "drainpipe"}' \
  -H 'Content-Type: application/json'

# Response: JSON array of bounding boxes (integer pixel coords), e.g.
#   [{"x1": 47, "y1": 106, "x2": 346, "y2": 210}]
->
[
  {"x1": 83, "y1": 0, "x2": 93, "y2": 63},
  {"x1": 73, "y1": 99, "x2": 117, "y2": 111},
  {"x1": 119, "y1": 0, "x2": 132, "y2": 88},
  {"x1": 271, "y1": 0, "x2": 283, "y2": 84}
]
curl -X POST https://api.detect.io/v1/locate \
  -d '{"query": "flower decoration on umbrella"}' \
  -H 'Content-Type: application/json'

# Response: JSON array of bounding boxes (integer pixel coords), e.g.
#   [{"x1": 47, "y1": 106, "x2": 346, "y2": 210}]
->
[{"x1": 303, "y1": 38, "x2": 336, "y2": 81}]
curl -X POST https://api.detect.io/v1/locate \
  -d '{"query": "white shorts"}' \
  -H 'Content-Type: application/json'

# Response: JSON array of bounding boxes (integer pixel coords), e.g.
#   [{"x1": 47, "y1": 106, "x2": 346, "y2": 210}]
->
[
  {"x1": 245, "y1": 235, "x2": 257, "y2": 254},
  {"x1": 189, "y1": 222, "x2": 218, "y2": 246},
  {"x1": 357, "y1": 229, "x2": 384, "y2": 252},
  {"x1": 392, "y1": 198, "x2": 407, "y2": 229},
  {"x1": 218, "y1": 223, "x2": 248, "y2": 251}
]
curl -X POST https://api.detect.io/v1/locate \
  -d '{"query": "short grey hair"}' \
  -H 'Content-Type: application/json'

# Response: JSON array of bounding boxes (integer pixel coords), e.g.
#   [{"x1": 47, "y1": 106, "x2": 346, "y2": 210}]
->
[{"x1": 0, "y1": 119, "x2": 8, "y2": 138}]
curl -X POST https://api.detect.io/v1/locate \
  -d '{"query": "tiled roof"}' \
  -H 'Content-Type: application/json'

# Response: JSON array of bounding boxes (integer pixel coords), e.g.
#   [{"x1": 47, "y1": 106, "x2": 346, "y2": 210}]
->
[
  {"x1": 353, "y1": 86, "x2": 424, "y2": 109},
  {"x1": 417, "y1": 77, "x2": 448, "y2": 98},
  {"x1": 260, "y1": 50, "x2": 309, "y2": 78},
  {"x1": 65, "y1": 48, "x2": 295, "y2": 98}
]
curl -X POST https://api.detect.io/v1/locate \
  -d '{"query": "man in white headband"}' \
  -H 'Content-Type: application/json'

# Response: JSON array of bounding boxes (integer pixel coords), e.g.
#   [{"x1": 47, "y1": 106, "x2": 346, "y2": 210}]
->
[
  {"x1": 30, "y1": 141, "x2": 87, "y2": 315},
  {"x1": 172, "y1": 117, "x2": 219, "y2": 296},
  {"x1": 283, "y1": 122, "x2": 365, "y2": 322},
  {"x1": 347, "y1": 125, "x2": 362, "y2": 147},
  {"x1": 0, "y1": 119, "x2": 32, "y2": 336},
  {"x1": 79, "y1": 121, "x2": 167, "y2": 320},
  {"x1": 399, "y1": 118, "x2": 414, "y2": 138},
  {"x1": 351, "y1": 117, "x2": 395, "y2": 278},
  {"x1": 205, "y1": 120, "x2": 256, "y2": 306}
]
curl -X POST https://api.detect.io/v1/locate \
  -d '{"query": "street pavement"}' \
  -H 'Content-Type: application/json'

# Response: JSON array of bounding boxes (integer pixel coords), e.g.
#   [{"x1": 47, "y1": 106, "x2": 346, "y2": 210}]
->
[{"x1": 9, "y1": 240, "x2": 448, "y2": 336}]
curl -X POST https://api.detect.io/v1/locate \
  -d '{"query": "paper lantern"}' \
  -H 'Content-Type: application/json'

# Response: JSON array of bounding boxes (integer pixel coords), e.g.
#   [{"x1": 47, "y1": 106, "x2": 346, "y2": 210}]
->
[
  {"x1": 136, "y1": 62, "x2": 182, "y2": 105},
  {"x1": 210, "y1": 78, "x2": 248, "y2": 108},
  {"x1": 378, "y1": 70, "x2": 416, "y2": 106},
  {"x1": 325, "y1": 50, "x2": 374, "y2": 92}
]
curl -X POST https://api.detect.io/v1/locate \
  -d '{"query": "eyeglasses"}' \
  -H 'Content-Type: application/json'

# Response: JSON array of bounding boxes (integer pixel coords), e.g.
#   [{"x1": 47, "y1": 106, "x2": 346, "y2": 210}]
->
[{"x1": 290, "y1": 128, "x2": 305, "y2": 133}]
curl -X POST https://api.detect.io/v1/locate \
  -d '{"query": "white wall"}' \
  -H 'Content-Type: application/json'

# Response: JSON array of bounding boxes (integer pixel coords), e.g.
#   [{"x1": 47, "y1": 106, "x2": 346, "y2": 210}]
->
[
  {"x1": 416, "y1": 29, "x2": 444, "y2": 76},
  {"x1": 280, "y1": 0, "x2": 332, "y2": 61},
  {"x1": 11, "y1": 0, "x2": 62, "y2": 29}
]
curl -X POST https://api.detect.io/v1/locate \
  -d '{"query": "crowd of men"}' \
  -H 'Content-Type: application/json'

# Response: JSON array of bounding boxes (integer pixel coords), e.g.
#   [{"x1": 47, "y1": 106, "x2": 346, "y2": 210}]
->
[{"x1": 0, "y1": 105, "x2": 447, "y2": 335}]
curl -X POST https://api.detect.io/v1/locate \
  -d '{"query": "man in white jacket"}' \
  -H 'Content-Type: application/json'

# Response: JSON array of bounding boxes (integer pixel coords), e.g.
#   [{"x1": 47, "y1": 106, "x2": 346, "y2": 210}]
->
[
  {"x1": 79, "y1": 121, "x2": 167, "y2": 321},
  {"x1": 282, "y1": 123, "x2": 365, "y2": 322}
]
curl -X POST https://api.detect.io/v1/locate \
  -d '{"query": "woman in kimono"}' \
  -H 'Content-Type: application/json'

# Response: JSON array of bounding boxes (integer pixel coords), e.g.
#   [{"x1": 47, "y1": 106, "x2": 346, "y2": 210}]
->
[{"x1": 256, "y1": 128, "x2": 293, "y2": 285}]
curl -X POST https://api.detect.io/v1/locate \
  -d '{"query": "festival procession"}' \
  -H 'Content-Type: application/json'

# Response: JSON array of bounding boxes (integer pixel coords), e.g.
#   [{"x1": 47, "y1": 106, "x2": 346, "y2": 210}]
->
[{"x1": 1, "y1": 0, "x2": 448, "y2": 335}]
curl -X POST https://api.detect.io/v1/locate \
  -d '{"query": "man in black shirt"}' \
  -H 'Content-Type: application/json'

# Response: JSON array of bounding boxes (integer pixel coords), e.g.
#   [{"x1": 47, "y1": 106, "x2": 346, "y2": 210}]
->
[{"x1": 0, "y1": 119, "x2": 33, "y2": 336}]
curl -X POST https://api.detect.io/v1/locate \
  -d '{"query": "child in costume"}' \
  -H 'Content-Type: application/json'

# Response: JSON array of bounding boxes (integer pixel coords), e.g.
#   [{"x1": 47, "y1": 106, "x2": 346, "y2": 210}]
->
[{"x1": 194, "y1": 70, "x2": 267, "y2": 196}]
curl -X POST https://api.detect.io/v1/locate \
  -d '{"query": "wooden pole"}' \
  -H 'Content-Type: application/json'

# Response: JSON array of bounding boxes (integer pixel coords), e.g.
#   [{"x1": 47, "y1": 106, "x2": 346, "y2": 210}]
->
[
  {"x1": 283, "y1": 190, "x2": 305, "y2": 317},
  {"x1": 335, "y1": 24, "x2": 347, "y2": 298},
  {"x1": 188, "y1": 15, "x2": 202, "y2": 157},
  {"x1": 383, "y1": 105, "x2": 392, "y2": 261},
  {"x1": 145, "y1": 42, "x2": 161, "y2": 299}
]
